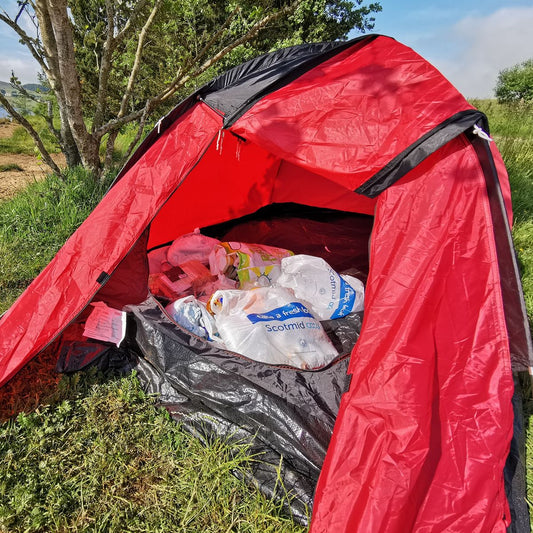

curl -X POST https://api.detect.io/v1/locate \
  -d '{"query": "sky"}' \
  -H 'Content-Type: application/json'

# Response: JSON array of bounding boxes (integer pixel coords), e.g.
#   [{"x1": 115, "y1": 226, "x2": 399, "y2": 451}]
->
[{"x1": 1, "y1": 1, "x2": 533, "y2": 98}]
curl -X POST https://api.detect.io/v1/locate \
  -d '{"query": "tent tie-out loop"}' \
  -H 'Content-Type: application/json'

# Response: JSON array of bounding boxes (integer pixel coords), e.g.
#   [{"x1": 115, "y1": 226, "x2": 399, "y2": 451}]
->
[{"x1": 473, "y1": 124, "x2": 493, "y2": 142}]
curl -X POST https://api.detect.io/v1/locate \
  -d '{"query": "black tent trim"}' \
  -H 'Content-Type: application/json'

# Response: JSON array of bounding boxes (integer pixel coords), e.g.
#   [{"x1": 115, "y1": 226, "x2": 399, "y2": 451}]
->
[
  {"x1": 217, "y1": 35, "x2": 378, "y2": 126},
  {"x1": 355, "y1": 109, "x2": 489, "y2": 198},
  {"x1": 112, "y1": 35, "x2": 380, "y2": 188},
  {"x1": 469, "y1": 133, "x2": 533, "y2": 371}
]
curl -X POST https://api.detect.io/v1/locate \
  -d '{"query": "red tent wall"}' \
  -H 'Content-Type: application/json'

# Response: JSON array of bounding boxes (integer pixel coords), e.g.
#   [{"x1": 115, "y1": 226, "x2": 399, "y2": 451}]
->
[
  {"x1": 231, "y1": 36, "x2": 474, "y2": 191},
  {"x1": 148, "y1": 133, "x2": 378, "y2": 249},
  {"x1": 0, "y1": 104, "x2": 222, "y2": 387},
  {"x1": 311, "y1": 135, "x2": 514, "y2": 533}
]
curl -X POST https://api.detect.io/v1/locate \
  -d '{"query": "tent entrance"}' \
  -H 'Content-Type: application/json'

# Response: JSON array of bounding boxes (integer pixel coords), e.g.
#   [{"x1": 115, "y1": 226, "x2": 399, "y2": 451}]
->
[{"x1": 130, "y1": 202, "x2": 375, "y2": 522}]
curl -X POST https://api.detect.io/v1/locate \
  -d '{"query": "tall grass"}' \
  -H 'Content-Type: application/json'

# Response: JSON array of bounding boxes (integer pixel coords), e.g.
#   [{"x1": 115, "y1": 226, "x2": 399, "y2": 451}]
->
[
  {"x1": 0, "y1": 116, "x2": 60, "y2": 155},
  {"x1": 0, "y1": 167, "x2": 113, "y2": 313},
  {"x1": 0, "y1": 372, "x2": 306, "y2": 532}
]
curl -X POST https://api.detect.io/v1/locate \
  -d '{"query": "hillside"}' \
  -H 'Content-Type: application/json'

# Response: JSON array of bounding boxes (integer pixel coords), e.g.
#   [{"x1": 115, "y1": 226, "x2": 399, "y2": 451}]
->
[
  {"x1": 0, "y1": 80, "x2": 45, "y2": 94},
  {"x1": 0, "y1": 80, "x2": 46, "y2": 116}
]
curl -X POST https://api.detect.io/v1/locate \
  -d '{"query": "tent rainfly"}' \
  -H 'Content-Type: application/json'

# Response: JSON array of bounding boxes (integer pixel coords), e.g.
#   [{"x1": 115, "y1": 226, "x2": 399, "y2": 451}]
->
[{"x1": 1, "y1": 35, "x2": 532, "y2": 532}]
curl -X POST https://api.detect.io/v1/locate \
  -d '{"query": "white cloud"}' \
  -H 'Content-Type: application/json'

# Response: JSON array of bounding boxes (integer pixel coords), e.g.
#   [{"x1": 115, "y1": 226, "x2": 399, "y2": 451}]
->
[
  {"x1": 0, "y1": 55, "x2": 41, "y2": 84},
  {"x1": 432, "y1": 6, "x2": 533, "y2": 98}
]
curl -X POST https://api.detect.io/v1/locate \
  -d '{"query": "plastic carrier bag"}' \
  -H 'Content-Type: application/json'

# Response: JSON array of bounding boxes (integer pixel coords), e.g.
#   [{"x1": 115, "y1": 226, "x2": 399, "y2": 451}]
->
[
  {"x1": 209, "y1": 242, "x2": 293, "y2": 289},
  {"x1": 209, "y1": 287, "x2": 338, "y2": 369},
  {"x1": 165, "y1": 296, "x2": 220, "y2": 342},
  {"x1": 277, "y1": 254, "x2": 365, "y2": 320}
]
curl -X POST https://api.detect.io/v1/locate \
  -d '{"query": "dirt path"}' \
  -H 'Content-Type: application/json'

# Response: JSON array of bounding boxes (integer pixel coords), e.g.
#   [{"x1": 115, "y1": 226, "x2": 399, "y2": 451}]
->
[{"x1": 0, "y1": 121, "x2": 66, "y2": 200}]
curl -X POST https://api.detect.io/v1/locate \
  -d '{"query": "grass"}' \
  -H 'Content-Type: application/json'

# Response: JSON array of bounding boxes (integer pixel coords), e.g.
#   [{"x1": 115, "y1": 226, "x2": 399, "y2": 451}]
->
[
  {"x1": 0, "y1": 116, "x2": 60, "y2": 156},
  {"x1": 0, "y1": 101, "x2": 531, "y2": 531},
  {"x1": 0, "y1": 167, "x2": 113, "y2": 314},
  {"x1": 0, "y1": 163, "x2": 23, "y2": 172},
  {"x1": 0, "y1": 372, "x2": 306, "y2": 532}
]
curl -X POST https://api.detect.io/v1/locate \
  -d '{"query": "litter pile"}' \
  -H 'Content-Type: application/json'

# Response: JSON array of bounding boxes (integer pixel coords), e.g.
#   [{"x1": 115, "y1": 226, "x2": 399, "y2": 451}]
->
[{"x1": 147, "y1": 229, "x2": 365, "y2": 369}]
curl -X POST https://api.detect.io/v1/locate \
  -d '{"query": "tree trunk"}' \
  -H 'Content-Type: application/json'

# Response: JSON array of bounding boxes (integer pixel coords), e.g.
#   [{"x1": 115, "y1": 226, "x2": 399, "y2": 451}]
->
[{"x1": 37, "y1": 0, "x2": 101, "y2": 174}]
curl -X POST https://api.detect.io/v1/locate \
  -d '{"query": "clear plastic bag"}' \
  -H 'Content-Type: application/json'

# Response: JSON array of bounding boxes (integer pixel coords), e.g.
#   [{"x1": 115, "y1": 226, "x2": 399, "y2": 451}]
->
[
  {"x1": 209, "y1": 242, "x2": 293, "y2": 288},
  {"x1": 167, "y1": 228, "x2": 220, "y2": 267},
  {"x1": 277, "y1": 254, "x2": 365, "y2": 320},
  {"x1": 209, "y1": 287, "x2": 338, "y2": 369}
]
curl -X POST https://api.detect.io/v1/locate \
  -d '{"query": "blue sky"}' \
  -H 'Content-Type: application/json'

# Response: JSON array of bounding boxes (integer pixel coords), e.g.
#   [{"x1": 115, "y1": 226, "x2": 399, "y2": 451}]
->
[{"x1": 1, "y1": 1, "x2": 533, "y2": 98}]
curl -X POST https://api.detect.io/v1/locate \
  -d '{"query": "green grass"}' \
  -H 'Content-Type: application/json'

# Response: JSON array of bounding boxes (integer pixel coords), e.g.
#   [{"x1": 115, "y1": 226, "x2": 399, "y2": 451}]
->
[
  {"x1": 0, "y1": 117, "x2": 60, "y2": 156},
  {"x1": 0, "y1": 167, "x2": 113, "y2": 314},
  {"x1": 0, "y1": 372, "x2": 306, "y2": 532},
  {"x1": 0, "y1": 163, "x2": 23, "y2": 172}
]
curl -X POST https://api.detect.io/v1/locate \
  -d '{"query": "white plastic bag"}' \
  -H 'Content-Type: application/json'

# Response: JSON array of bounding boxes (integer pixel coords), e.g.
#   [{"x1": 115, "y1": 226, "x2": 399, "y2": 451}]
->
[
  {"x1": 167, "y1": 228, "x2": 220, "y2": 267},
  {"x1": 209, "y1": 242, "x2": 293, "y2": 288},
  {"x1": 209, "y1": 287, "x2": 338, "y2": 369},
  {"x1": 165, "y1": 296, "x2": 220, "y2": 343},
  {"x1": 276, "y1": 254, "x2": 365, "y2": 320}
]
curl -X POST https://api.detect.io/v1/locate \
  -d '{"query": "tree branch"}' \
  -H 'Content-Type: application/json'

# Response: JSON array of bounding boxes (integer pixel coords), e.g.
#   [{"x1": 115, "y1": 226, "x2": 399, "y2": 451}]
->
[
  {"x1": 118, "y1": 0, "x2": 162, "y2": 118},
  {"x1": 190, "y1": 5, "x2": 241, "y2": 67},
  {"x1": 95, "y1": 1, "x2": 299, "y2": 139},
  {"x1": 44, "y1": 0, "x2": 97, "y2": 171},
  {"x1": 114, "y1": 0, "x2": 151, "y2": 44},
  {"x1": 0, "y1": 93, "x2": 61, "y2": 176},
  {"x1": 94, "y1": 108, "x2": 146, "y2": 138},
  {"x1": 158, "y1": 1, "x2": 300, "y2": 103},
  {"x1": 92, "y1": 0, "x2": 117, "y2": 132},
  {"x1": 122, "y1": 100, "x2": 152, "y2": 163}
]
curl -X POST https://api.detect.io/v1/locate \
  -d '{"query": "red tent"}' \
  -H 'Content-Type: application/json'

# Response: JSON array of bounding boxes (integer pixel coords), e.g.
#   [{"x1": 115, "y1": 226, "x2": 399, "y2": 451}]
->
[{"x1": 0, "y1": 35, "x2": 531, "y2": 531}]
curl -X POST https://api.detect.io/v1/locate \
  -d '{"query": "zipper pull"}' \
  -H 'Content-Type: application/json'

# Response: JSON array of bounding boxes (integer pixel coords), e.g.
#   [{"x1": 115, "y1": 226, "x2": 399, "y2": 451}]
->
[{"x1": 472, "y1": 124, "x2": 492, "y2": 142}]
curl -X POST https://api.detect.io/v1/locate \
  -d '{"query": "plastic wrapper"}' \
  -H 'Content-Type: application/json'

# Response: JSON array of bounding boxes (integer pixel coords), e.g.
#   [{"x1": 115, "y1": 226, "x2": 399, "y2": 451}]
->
[
  {"x1": 277, "y1": 254, "x2": 365, "y2": 320},
  {"x1": 148, "y1": 245, "x2": 172, "y2": 274},
  {"x1": 167, "y1": 228, "x2": 220, "y2": 266},
  {"x1": 165, "y1": 296, "x2": 221, "y2": 343},
  {"x1": 209, "y1": 242, "x2": 293, "y2": 288},
  {"x1": 210, "y1": 287, "x2": 338, "y2": 369},
  {"x1": 149, "y1": 261, "x2": 237, "y2": 303}
]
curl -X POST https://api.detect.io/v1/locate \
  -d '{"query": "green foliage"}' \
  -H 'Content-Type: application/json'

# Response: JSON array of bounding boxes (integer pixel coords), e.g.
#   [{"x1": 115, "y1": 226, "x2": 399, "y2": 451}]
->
[
  {"x1": 0, "y1": 163, "x2": 23, "y2": 172},
  {"x1": 69, "y1": 0, "x2": 382, "y2": 122},
  {"x1": 495, "y1": 58, "x2": 533, "y2": 104},
  {"x1": 0, "y1": 167, "x2": 113, "y2": 313},
  {"x1": 0, "y1": 372, "x2": 306, "y2": 532}
]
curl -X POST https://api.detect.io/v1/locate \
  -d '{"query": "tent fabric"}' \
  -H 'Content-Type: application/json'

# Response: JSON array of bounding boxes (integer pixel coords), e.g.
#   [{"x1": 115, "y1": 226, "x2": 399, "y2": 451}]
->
[
  {"x1": 0, "y1": 104, "x2": 222, "y2": 386},
  {"x1": 0, "y1": 33, "x2": 531, "y2": 533},
  {"x1": 310, "y1": 136, "x2": 515, "y2": 532},
  {"x1": 231, "y1": 35, "x2": 474, "y2": 192}
]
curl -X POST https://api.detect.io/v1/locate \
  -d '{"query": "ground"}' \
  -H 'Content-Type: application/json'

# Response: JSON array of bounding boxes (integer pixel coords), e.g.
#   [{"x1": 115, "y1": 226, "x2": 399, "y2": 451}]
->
[{"x1": 0, "y1": 121, "x2": 65, "y2": 200}]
